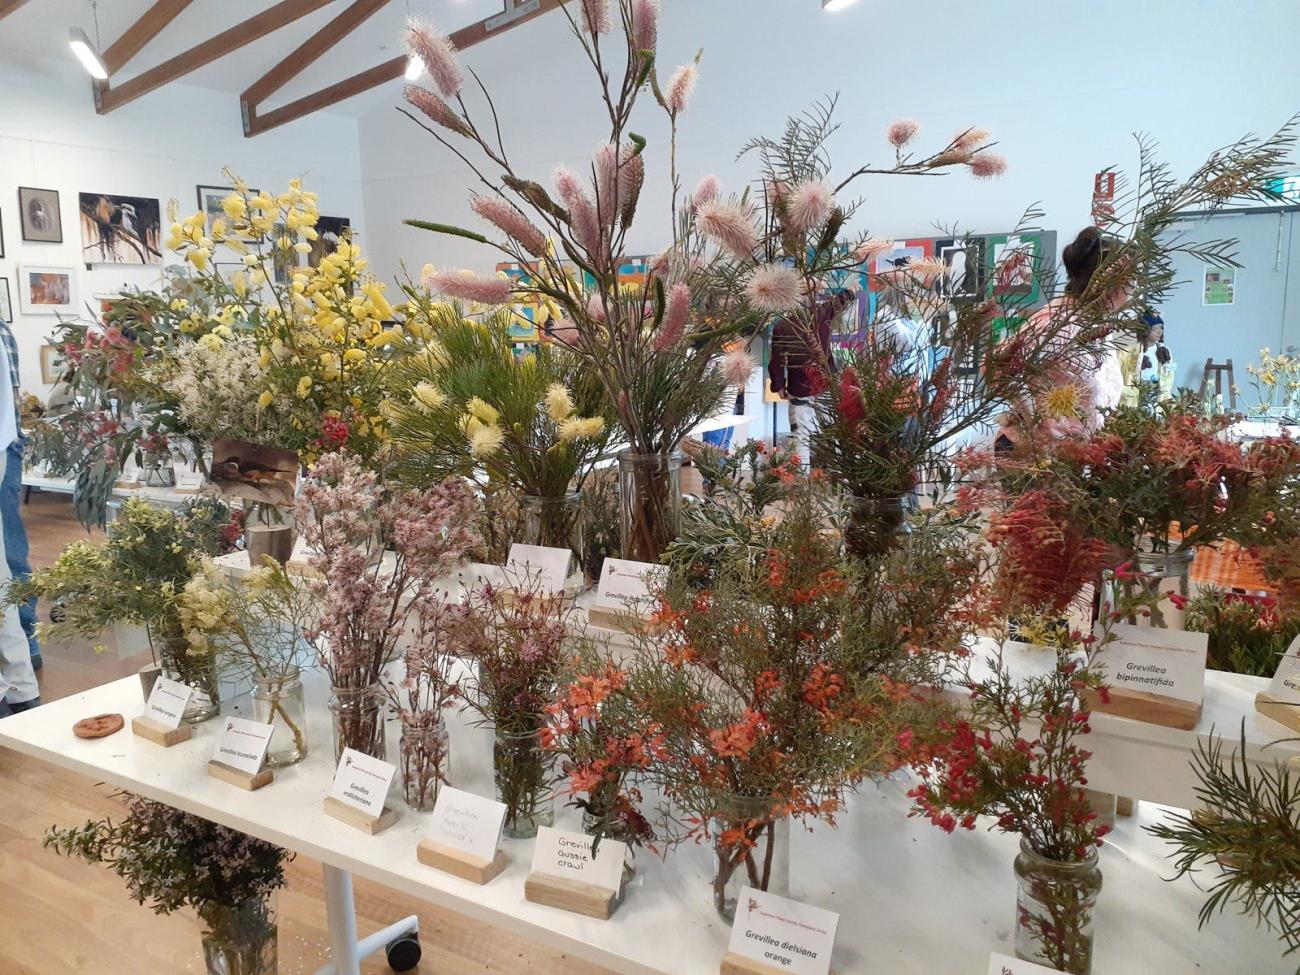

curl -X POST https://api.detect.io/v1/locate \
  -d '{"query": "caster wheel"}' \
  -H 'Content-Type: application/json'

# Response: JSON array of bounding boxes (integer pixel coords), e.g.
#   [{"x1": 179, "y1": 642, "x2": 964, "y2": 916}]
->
[
  {"x1": 385, "y1": 932, "x2": 421, "y2": 972},
  {"x1": 50, "y1": 599, "x2": 68, "y2": 624}
]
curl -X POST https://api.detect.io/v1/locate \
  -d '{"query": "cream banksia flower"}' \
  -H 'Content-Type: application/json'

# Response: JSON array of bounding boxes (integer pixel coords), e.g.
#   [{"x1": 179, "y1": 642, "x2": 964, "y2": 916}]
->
[
  {"x1": 422, "y1": 267, "x2": 514, "y2": 307},
  {"x1": 557, "y1": 416, "x2": 605, "y2": 442},
  {"x1": 580, "y1": 0, "x2": 612, "y2": 35},
  {"x1": 654, "y1": 282, "x2": 691, "y2": 352},
  {"x1": 691, "y1": 173, "x2": 720, "y2": 211},
  {"x1": 631, "y1": 0, "x2": 659, "y2": 52},
  {"x1": 405, "y1": 85, "x2": 470, "y2": 136},
  {"x1": 466, "y1": 396, "x2": 500, "y2": 426},
  {"x1": 404, "y1": 18, "x2": 462, "y2": 98},
  {"x1": 745, "y1": 264, "x2": 804, "y2": 313},
  {"x1": 855, "y1": 238, "x2": 894, "y2": 264},
  {"x1": 969, "y1": 152, "x2": 1008, "y2": 179},
  {"x1": 412, "y1": 382, "x2": 447, "y2": 412},
  {"x1": 544, "y1": 383, "x2": 575, "y2": 422},
  {"x1": 468, "y1": 423, "x2": 505, "y2": 458},
  {"x1": 720, "y1": 345, "x2": 756, "y2": 387}
]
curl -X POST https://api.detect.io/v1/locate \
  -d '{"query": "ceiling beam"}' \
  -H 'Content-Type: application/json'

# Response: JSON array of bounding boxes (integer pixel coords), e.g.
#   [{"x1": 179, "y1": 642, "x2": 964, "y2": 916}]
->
[
  {"x1": 95, "y1": 0, "x2": 339, "y2": 115},
  {"x1": 0, "y1": 0, "x2": 33, "y2": 21},
  {"x1": 245, "y1": 0, "x2": 566, "y2": 137},
  {"x1": 101, "y1": 0, "x2": 194, "y2": 76}
]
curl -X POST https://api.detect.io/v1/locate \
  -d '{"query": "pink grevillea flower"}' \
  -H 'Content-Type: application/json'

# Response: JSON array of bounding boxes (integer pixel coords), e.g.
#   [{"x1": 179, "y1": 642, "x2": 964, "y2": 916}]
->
[
  {"x1": 887, "y1": 118, "x2": 920, "y2": 148},
  {"x1": 697, "y1": 199, "x2": 758, "y2": 259},
  {"x1": 855, "y1": 237, "x2": 894, "y2": 264},
  {"x1": 631, "y1": 0, "x2": 659, "y2": 52},
  {"x1": 585, "y1": 294, "x2": 608, "y2": 323},
  {"x1": 620, "y1": 146, "x2": 645, "y2": 228},
  {"x1": 404, "y1": 18, "x2": 462, "y2": 99},
  {"x1": 550, "y1": 318, "x2": 581, "y2": 346},
  {"x1": 838, "y1": 367, "x2": 866, "y2": 425},
  {"x1": 594, "y1": 143, "x2": 620, "y2": 217},
  {"x1": 471, "y1": 195, "x2": 547, "y2": 256},
  {"x1": 580, "y1": 0, "x2": 612, "y2": 34},
  {"x1": 720, "y1": 345, "x2": 756, "y2": 387},
  {"x1": 745, "y1": 264, "x2": 804, "y2": 313},
  {"x1": 423, "y1": 268, "x2": 513, "y2": 306},
  {"x1": 655, "y1": 282, "x2": 691, "y2": 352},
  {"x1": 554, "y1": 165, "x2": 602, "y2": 255},
  {"x1": 785, "y1": 180, "x2": 835, "y2": 235},
  {"x1": 650, "y1": 250, "x2": 672, "y2": 277},
  {"x1": 953, "y1": 127, "x2": 991, "y2": 152},
  {"x1": 969, "y1": 152, "x2": 1008, "y2": 179},
  {"x1": 665, "y1": 63, "x2": 697, "y2": 114},
  {"x1": 404, "y1": 85, "x2": 469, "y2": 136},
  {"x1": 692, "y1": 173, "x2": 720, "y2": 211}
]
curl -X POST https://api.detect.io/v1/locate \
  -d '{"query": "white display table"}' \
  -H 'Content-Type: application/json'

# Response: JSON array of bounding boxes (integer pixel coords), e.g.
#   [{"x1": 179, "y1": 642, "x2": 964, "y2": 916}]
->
[{"x1": 0, "y1": 671, "x2": 1290, "y2": 975}]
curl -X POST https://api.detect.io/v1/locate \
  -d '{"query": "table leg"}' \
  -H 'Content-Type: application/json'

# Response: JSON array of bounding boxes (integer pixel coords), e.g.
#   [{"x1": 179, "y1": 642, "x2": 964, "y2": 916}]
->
[{"x1": 315, "y1": 863, "x2": 421, "y2": 975}]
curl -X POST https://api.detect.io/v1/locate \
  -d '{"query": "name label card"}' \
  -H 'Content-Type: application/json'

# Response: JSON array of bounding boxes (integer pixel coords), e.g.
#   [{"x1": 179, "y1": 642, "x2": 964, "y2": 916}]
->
[
  {"x1": 329, "y1": 748, "x2": 397, "y2": 817},
  {"x1": 212, "y1": 717, "x2": 273, "y2": 774},
  {"x1": 177, "y1": 470, "x2": 206, "y2": 490},
  {"x1": 1091, "y1": 622, "x2": 1208, "y2": 705},
  {"x1": 987, "y1": 952, "x2": 1067, "y2": 974},
  {"x1": 530, "y1": 826, "x2": 627, "y2": 894},
  {"x1": 144, "y1": 676, "x2": 193, "y2": 730},
  {"x1": 727, "y1": 887, "x2": 838, "y2": 975},
  {"x1": 1266, "y1": 634, "x2": 1300, "y2": 705},
  {"x1": 506, "y1": 544, "x2": 573, "y2": 594},
  {"x1": 595, "y1": 558, "x2": 668, "y2": 609},
  {"x1": 427, "y1": 787, "x2": 507, "y2": 862}
]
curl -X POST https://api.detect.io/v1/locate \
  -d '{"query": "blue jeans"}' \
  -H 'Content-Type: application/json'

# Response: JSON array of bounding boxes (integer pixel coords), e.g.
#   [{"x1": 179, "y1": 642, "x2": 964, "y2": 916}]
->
[{"x1": 2, "y1": 438, "x2": 38, "y2": 656}]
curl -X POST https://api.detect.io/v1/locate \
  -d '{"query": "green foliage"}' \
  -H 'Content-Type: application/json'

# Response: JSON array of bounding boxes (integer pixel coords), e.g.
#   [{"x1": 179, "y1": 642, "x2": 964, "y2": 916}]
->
[{"x1": 1184, "y1": 588, "x2": 1300, "y2": 678}]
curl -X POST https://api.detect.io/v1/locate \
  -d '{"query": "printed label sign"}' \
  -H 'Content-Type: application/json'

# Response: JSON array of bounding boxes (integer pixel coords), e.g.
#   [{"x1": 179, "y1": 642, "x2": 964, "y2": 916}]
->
[
  {"x1": 506, "y1": 543, "x2": 572, "y2": 594},
  {"x1": 988, "y1": 951, "x2": 1067, "y2": 974},
  {"x1": 727, "y1": 887, "x2": 838, "y2": 975},
  {"x1": 329, "y1": 748, "x2": 396, "y2": 816},
  {"x1": 1091, "y1": 622, "x2": 1208, "y2": 705},
  {"x1": 1266, "y1": 634, "x2": 1300, "y2": 706},
  {"x1": 427, "y1": 787, "x2": 507, "y2": 862},
  {"x1": 212, "y1": 717, "x2": 273, "y2": 774},
  {"x1": 144, "y1": 676, "x2": 192, "y2": 730},
  {"x1": 530, "y1": 826, "x2": 627, "y2": 894},
  {"x1": 177, "y1": 471, "x2": 205, "y2": 490},
  {"x1": 595, "y1": 558, "x2": 668, "y2": 608}
]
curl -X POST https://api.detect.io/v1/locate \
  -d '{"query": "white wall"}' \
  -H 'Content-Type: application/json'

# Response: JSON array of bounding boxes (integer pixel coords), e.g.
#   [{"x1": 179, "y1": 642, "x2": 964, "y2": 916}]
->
[{"x1": 0, "y1": 50, "x2": 368, "y2": 396}]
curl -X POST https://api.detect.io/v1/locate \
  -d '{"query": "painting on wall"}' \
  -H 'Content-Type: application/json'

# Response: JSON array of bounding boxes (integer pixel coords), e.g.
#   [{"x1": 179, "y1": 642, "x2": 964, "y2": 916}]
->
[
  {"x1": 196, "y1": 183, "x2": 260, "y2": 238},
  {"x1": 308, "y1": 216, "x2": 351, "y2": 267},
  {"x1": 935, "y1": 237, "x2": 986, "y2": 298},
  {"x1": 0, "y1": 278, "x2": 11, "y2": 323},
  {"x1": 18, "y1": 265, "x2": 75, "y2": 316},
  {"x1": 79, "y1": 193, "x2": 163, "y2": 265},
  {"x1": 40, "y1": 343, "x2": 66, "y2": 384},
  {"x1": 0, "y1": 207, "x2": 5, "y2": 258},
  {"x1": 18, "y1": 187, "x2": 62, "y2": 243}
]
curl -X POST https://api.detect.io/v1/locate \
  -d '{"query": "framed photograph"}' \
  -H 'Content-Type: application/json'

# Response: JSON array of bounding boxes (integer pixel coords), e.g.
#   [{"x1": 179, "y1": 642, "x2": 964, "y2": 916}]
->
[
  {"x1": 18, "y1": 264, "x2": 76, "y2": 316},
  {"x1": 209, "y1": 438, "x2": 299, "y2": 507},
  {"x1": 0, "y1": 278, "x2": 11, "y2": 323},
  {"x1": 40, "y1": 343, "x2": 66, "y2": 384},
  {"x1": 197, "y1": 184, "x2": 259, "y2": 238},
  {"x1": 18, "y1": 187, "x2": 62, "y2": 243},
  {"x1": 308, "y1": 215, "x2": 351, "y2": 267},
  {"x1": 79, "y1": 192, "x2": 163, "y2": 265}
]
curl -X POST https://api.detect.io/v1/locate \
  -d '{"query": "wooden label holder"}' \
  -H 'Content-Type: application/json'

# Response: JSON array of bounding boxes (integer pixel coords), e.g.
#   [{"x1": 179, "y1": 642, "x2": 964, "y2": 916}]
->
[
  {"x1": 720, "y1": 952, "x2": 792, "y2": 975},
  {"x1": 322, "y1": 796, "x2": 397, "y2": 835},
  {"x1": 207, "y1": 759, "x2": 274, "y2": 791},
  {"x1": 524, "y1": 872, "x2": 619, "y2": 920},
  {"x1": 1081, "y1": 686, "x2": 1201, "y2": 730},
  {"x1": 585, "y1": 604, "x2": 663, "y2": 635},
  {"x1": 131, "y1": 716, "x2": 192, "y2": 747},
  {"x1": 416, "y1": 839, "x2": 507, "y2": 885},
  {"x1": 1255, "y1": 691, "x2": 1300, "y2": 734}
]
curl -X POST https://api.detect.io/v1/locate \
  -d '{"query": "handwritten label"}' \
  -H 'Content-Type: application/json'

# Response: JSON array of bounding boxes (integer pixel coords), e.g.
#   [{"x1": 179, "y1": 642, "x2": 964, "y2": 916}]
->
[
  {"x1": 144, "y1": 677, "x2": 192, "y2": 730},
  {"x1": 595, "y1": 558, "x2": 668, "y2": 610},
  {"x1": 177, "y1": 471, "x2": 206, "y2": 490},
  {"x1": 212, "y1": 717, "x2": 273, "y2": 774},
  {"x1": 727, "y1": 887, "x2": 838, "y2": 975},
  {"x1": 530, "y1": 826, "x2": 627, "y2": 894},
  {"x1": 1266, "y1": 634, "x2": 1300, "y2": 706},
  {"x1": 506, "y1": 543, "x2": 573, "y2": 595},
  {"x1": 987, "y1": 952, "x2": 1067, "y2": 974},
  {"x1": 1091, "y1": 622, "x2": 1207, "y2": 705},
  {"x1": 427, "y1": 786, "x2": 507, "y2": 862},
  {"x1": 329, "y1": 748, "x2": 396, "y2": 816}
]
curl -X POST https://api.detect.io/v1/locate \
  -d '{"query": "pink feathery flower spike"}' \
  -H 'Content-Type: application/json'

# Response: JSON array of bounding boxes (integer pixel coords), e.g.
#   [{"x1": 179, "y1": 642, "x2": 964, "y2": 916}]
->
[
  {"x1": 554, "y1": 165, "x2": 603, "y2": 255},
  {"x1": 404, "y1": 18, "x2": 462, "y2": 99},
  {"x1": 887, "y1": 118, "x2": 920, "y2": 148},
  {"x1": 424, "y1": 268, "x2": 513, "y2": 306},
  {"x1": 785, "y1": 180, "x2": 835, "y2": 235},
  {"x1": 745, "y1": 264, "x2": 804, "y2": 313},
  {"x1": 720, "y1": 345, "x2": 757, "y2": 387},
  {"x1": 953, "y1": 127, "x2": 992, "y2": 152},
  {"x1": 655, "y1": 282, "x2": 691, "y2": 352},
  {"x1": 585, "y1": 293, "x2": 608, "y2": 324},
  {"x1": 906, "y1": 256, "x2": 946, "y2": 285},
  {"x1": 471, "y1": 195, "x2": 547, "y2": 256},
  {"x1": 580, "y1": 0, "x2": 612, "y2": 34},
  {"x1": 692, "y1": 174, "x2": 721, "y2": 211},
  {"x1": 404, "y1": 85, "x2": 469, "y2": 136},
  {"x1": 969, "y1": 152, "x2": 1008, "y2": 179},
  {"x1": 550, "y1": 319, "x2": 581, "y2": 347},
  {"x1": 697, "y1": 199, "x2": 758, "y2": 260},
  {"x1": 594, "y1": 143, "x2": 621, "y2": 217},
  {"x1": 631, "y1": 0, "x2": 659, "y2": 52},
  {"x1": 854, "y1": 237, "x2": 894, "y2": 265},
  {"x1": 665, "y1": 63, "x2": 698, "y2": 114}
]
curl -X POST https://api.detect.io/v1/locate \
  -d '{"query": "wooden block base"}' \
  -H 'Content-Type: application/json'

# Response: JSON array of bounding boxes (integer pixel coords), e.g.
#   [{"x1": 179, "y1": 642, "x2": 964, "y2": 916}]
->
[
  {"x1": 1081, "y1": 686, "x2": 1201, "y2": 730},
  {"x1": 322, "y1": 796, "x2": 397, "y2": 835},
  {"x1": 1255, "y1": 691, "x2": 1300, "y2": 733},
  {"x1": 586, "y1": 605, "x2": 663, "y2": 635},
  {"x1": 417, "y1": 839, "x2": 507, "y2": 885},
  {"x1": 720, "y1": 952, "x2": 790, "y2": 975},
  {"x1": 524, "y1": 871, "x2": 617, "y2": 920},
  {"x1": 207, "y1": 760, "x2": 274, "y2": 791},
  {"x1": 131, "y1": 716, "x2": 193, "y2": 747}
]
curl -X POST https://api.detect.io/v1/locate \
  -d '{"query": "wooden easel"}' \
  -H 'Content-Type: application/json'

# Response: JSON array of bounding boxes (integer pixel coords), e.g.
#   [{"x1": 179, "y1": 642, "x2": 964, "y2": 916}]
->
[{"x1": 1201, "y1": 359, "x2": 1237, "y2": 411}]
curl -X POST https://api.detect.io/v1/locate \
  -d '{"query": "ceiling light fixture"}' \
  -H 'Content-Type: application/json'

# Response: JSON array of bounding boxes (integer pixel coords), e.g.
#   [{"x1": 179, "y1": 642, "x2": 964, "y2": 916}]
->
[
  {"x1": 69, "y1": 27, "x2": 108, "y2": 80},
  {"x1": 822, "y1": 0, "x2": 862, "y2": 10},
  {"x1": 404, "y1": 54, "x2": 425, "y2": 80}
]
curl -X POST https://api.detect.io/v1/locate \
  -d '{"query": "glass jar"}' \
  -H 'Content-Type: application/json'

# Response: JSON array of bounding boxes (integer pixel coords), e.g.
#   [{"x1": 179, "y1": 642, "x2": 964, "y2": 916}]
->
[
  {"x1": 492, "y1": 725, "x2": 556, "y2": 840},
  {"x1": 251, "y1": 668, "x2": 307, "y2": 768},
  {"x1": 199, "y1": 893, "x2": 277, "y2": 975},
  {"x1": 519, "y1": 493, "x2": 583, "y2": 579},
  {"x1": 1106, "y1": 548, "x2": 1194, "y2": 629},
  {"x1": 582, "y1": 808, "x2": 638, "y2": 887},
  {"x1": 1013, "y1": 839, "x2": 1102, "y2": 975},
  {"x1": 617, "y1": 450, "x2": 682, "y2": 563},
  {"x1": 843, "y1": 494, "x2": 909, "y2": 561},
  {"x1": 399, "y1": 715, "x2": 451, "y2": 813},
  {"x1": 157, "y1": 634, "x2": 220, "y2": 724},
  {"x1": 709, "y1": 795, "x2": 791, "y2": 923},
  {"x1": 143, "y1": 456, "x2": 176, "y2": 487},
  {"x1": 328, "y1": 685, "x2": 386, "y2": 763}
]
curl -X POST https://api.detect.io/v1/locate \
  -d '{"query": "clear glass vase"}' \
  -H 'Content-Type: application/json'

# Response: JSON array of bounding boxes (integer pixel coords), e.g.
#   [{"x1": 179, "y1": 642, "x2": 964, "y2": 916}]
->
[
  {"x1": 143, "y1": 456, "x2": 176, "y2": 487},
  {"x1": 582, "y1": 807, "x2": 637, "y2": 887},
  {"x1": 519, "y1": 493, "x2": 584, "y2": 579},
  {"x1": 617, "y1": 450, "x2": 682, "y2": 563},
  {"x1": 251, "y1": 668, "x2": 307, "y2": 768},
  {"x1": 1013, "y1": 839, "x2": 1102, "y2": 975},
  {"x1": 1108, "y1": 548, "x2": 1194, "y2": 629},
  {"x1": 199, "y1": 894, "x2": 277, "y2": 975},
  {"x1": 328, "y1": 685, "x2": 386, "y2": 763},
  {"x1": 156, "y1": 633, "x2": 220, "y2": 724},
  {"x1": 843, "y1": 494, "x2": 909, "y2": 561},
  {"x1": 710, "y1": 795, "x2": 791, "y2": 923},
  {"x1": 399, "y1": 715, "x2": 450, "y2": 813},
  {"x1": 492, "y1": 725, "x2": 556, "y2": 840}
]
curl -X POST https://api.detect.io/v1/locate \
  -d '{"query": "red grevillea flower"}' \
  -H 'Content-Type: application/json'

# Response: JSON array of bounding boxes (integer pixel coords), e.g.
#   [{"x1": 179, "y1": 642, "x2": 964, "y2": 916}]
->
[
  {"x1": 664, "y1": 63, "x2": 698, "y2": 113},
  {"x1": 784, "y1": 180, "x2": 835, "y2": 235},
  {"x1": 655, "y1": 282, "x2": 691, "y2": 352},
  {"x1": 422, "y1": 268, "x2": 513, "y2": 306},
  {"x1": 631, "y1": 0, "x2": 658, "y2": 52},
  {"x1": 990, "y1": 489, "x2": 1110, "y2": 615},
  {"x1": 403, "y1": 18, "x2": 462, "y2": 98},
  {"x1": 969, "y1": 152, "x2": 1008, "y2": 179},
  {"x1": 470, "y1": 195, "x2": 547, "y2": 256},
  {"x1": 744, "y1": 263, "x2": 803, "y2": 312},
  {"x1": 698, "y1": 199, "x2": 758, "y2": 259},
  {"x1": 838, "y1": 367, "x2": 866, "y2": 425},
  {"x1": 403, "y1": 85, "x2": 470, "y2": 136},
  {"x1": 887, "y1": 118, "x2": 920, "y2": 147}
]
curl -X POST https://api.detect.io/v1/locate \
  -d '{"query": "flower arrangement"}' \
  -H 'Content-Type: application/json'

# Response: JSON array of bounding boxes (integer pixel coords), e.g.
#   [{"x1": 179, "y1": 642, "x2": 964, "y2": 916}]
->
[
  {"x1": 1182, "y1": 588, "x2": 1300, "y2": 677},
  {"x1": 1246, "y1": 346, "x2": 1300, "y2": 418}
]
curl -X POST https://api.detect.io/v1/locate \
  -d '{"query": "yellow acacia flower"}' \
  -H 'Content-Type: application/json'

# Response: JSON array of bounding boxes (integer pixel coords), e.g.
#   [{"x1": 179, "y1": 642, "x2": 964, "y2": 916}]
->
[
  {"x1": 296, "y1": 375, "x2": 313, "y2": 399},
  {"x1": 197, "y1": 332, "x2": 223, "y2": 352},
  {"x1": 222, "y1": 195, "x2": 247, "y2": 220},
  {"x1": 257, "y1": 391, "x2": 274, "y2": 410},
  {"x1": 544, "y1": 383, "x2": 575, "y2": 423}
]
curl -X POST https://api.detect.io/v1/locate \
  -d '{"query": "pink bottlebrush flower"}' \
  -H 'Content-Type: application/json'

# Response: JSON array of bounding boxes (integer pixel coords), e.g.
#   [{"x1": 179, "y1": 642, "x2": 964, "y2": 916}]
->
[
  {"x1": 953, "y1": 127, "x2": 992, "y2": 152},
  {"x1": 580, "y1": 0, "x2": 612, "y2": 34},
  {"x1": 697, "y1": 199, "x2": 758, "y2": 259},
  {"x1": 554, "y1": 165, "x2": 603, "y2": 255},
  {"x1": 838, "y1": 367, "x2": 866, "y2": 425},
  {"x1": 594, "y1": 143, "x2": 620, "y2": 218},
  {"x1": 423, "y1": 268, "x2": 513, "y2": 306},
  {"x1": 650, "y1": 249, "x2": 672, "y2": 277},
  {"x1": 655, "y1": 282, "x2": 691, "y2": 352},
  {"x1": 631, "y1": 0, "x2": 659, "y2": 52},
  {"x1": 887, "y1": 118, "x2": 920, "y2": 148},
  {"x1": 720, "y1": 345, "x2": 756, "y2": 387},
  {"x1": 665, "y1": 63, "x2": 697, "y2": 114},
  {"x1": 404, "y1": 18, "x2": 462, "y2": 99},
  {"x1": 785, "y1": 180, "x2": 835, "y2": 235},
  {"x1": 744, "y1": 264, "x2": 805, "y2": 313},
  {"x1": 586, "y1": 294, "x2": 608, "y2": 323},
  {"x1": 470, "y1": 195, "x2": 547, "y2": 256},
  {"x1": 906, "y1": 256, "x2": 946, "y2": 285},
  {"x1": 691, "y1": 173, "x2": 720, "y2": 211},
  {"x1": 620, "y1": 146, "x2": 645, "y2": 228},
  {"x1": 403, "y1": 85, "x2": 469, "y2": 136},
  {"x1": 855, "y1": 237, "x2": 895, "y2": 264},
  {"x1": 969, "y1": 152, "x2": 1008, "y2": 179}
]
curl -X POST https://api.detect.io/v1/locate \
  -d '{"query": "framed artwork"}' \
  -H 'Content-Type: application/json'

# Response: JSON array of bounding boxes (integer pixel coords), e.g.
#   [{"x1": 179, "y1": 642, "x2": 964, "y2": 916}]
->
[
  {"x1": 0, "y1": 206, "x2": 5, "y2": 257},
  {"x1": 934, "y1": 236, "x2": 986, "y2": 299},
  {"x1": 196, "y1": 184, "x2": 259, "y2": 238},
  {"x1": 18, "y1": 187, "x2": 62, "y2": 243},
  {"x1": 271, "y1": 220, "x2": 299, "y2": 284},
  {"x1": 40, "y1": 343, "x2": 67, "y2": 384},
  {"x1": 866, "y1": 239, "x2": 935, "y2": 292},
  {"x1": 308, "y1": 216, "x2": 351, "y2": 267},
  {"x1": 79, "y1": 192, "x2": 163, "y2": 265},
  {"x1": 18, "y1": 265, "x2": 75, "y2": 316},
  {"x1": 983, "y1": 231, "x2": 1056, "y2": 310},
  {"x1": 0, "y1": 278, "x2": 10, "y2": 323}
]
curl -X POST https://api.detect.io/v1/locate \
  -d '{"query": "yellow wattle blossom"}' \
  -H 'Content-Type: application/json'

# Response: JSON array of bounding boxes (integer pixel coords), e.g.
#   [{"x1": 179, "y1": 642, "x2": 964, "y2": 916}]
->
[
  {"x1": 197, "y1": 332, "x2": 224, "y2": 352},
  {"x1": 556, "y1": 416, "x2": 605, "y2": 442},
  {"x1": 221, "y1": 195, "x2": 247, "y2": 221},
  {"x1": 544, "y1": 383, "x2": 575, "y2": 423},
  {"x1": 257, "y1": 391, "x2": 274, "y2": 410},
  {"x1": 296, "y1": 375, "x2": 314, "y2": 399}
]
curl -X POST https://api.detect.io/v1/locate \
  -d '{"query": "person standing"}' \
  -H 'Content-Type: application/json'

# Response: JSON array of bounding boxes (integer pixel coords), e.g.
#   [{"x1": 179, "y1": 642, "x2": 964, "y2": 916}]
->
[
  {"x1": 0, "y1": 335, "x2": 39, "y2": 717},
  {"x1": 0, "y1": 320, "x2": 39, "y2": 671}
]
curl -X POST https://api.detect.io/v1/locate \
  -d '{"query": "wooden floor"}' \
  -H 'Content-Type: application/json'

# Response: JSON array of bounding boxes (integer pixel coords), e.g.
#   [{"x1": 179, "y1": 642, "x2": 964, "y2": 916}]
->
[{"x1": 0, "y1": 491, "x2": 613, "y2": 975}]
